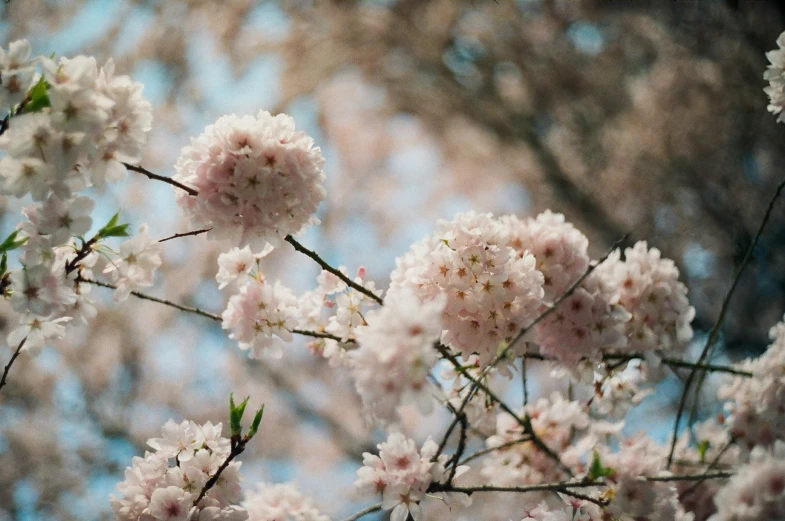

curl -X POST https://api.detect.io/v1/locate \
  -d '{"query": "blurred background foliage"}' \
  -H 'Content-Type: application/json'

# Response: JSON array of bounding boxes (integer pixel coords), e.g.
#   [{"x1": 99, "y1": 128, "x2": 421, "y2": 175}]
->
[{"x1": 2, "y1": 0, "x2": 785, "y2": 519}]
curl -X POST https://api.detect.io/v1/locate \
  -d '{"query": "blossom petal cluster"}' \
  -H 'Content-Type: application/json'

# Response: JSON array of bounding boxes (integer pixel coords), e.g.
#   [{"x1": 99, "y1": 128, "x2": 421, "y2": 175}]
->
[
  {"x1": 1, "y1": 51, "x2": 152, "y2": 200},
  {"x1": 0, "y1": 40, "x2": 37, "y2": 108},
  {"x1": 482, "y1": 393, "x2": 590, "y2": 487},
  {"x1": 355, "y1": 432, "x2": 470, "y2": 521},
  {"x1": 501, "y1": 211, "x2": 589, "y2": 302},
  {"x1": 600, "y1": 241, "x2": 694, "y2": 356},
  {"x1": 297, "y1": 267, "x2": 382, "y2": 366},
  {"x1": 765, "y1": 31, "x2": 785, "y2": 123},
  {"x1": 389, "y1": 211, "x2": 544, "y2": 367},
  {"x1": 598, "y1": 435, "x2": 690, "y2": 521},
  {"x1": 242, "y1": 483, "x2": 329, "y2": 521},
  {"x1": 720, "y1": 314, "x2": 785, "y2": 451},
  {"x1": 0, "y1": 40, "x2": 152, "y2": 355},
  {"x1": 534, "y1": 271, "x2": 629, "y2": 367},
  {"x1": 351, "y1": 289, "x2": 445, "y2": 425},
  {"x1": 111, "y1": 420, "x2": 247, "y2": 521},
  {"x1": 172, "y1": 111, "x2": 326, "y2": 250},
  {"x1": 222, "y1": 279, "x2": 299, "y2": 359},
  {"x1": 710, "y1": 441, "x2": 785, "y2": 521},
  {"x1": 104, "y1": 223, "x2": 163, "y2": 301}
]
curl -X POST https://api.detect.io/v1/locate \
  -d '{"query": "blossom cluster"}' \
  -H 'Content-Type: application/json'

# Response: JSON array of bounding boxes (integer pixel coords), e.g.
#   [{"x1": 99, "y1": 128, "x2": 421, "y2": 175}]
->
[
  {"x1": 0, "y1": 40, "x2": 156, "y2": 354},
  {"x1": 172, "y1": 111, "x2": 327, "y2": 250},
  {"x1": 481, "y1": 393, "x2": 591, "y2": 488},
  {"x1": 389, "y1": 211, "x2": 545, "y2": 367},
  {"x1": 350, "y1": 289, "x2": 445, "y2": 424},
  {"x1": 355, "y1": 432, "x2": 470, "y2": 521},
  {"x1": 720, "y1": 314, "x2": 785, "y2": 452},
  {"x1": 111, "y1": 420, "x2": 246, "y2": 521},
  {"x1": 710, "y1": 441, "x2": 785, "y2": 521},
  {"x1": 242, "y1": 483, "x2": 330, "y2": 521},
  {"x1": 765, "y1": 31, "x2": 785, "y2": 123}
]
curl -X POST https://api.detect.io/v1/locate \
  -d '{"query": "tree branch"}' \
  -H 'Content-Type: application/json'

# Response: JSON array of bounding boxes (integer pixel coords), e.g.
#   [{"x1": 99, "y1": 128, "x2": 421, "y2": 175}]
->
[
  {"x1": 667, "y1": 175, "x2": 785, "y2": 468},
  {"x1": 0, "y1": 337, "x2": 27, "y2": 393},
  {"x1": 123, "y1": 163, "x2": 199, "y2": 196},
  {"x1": 284, "y1": 236, "x2": 383, "y2": 305}
]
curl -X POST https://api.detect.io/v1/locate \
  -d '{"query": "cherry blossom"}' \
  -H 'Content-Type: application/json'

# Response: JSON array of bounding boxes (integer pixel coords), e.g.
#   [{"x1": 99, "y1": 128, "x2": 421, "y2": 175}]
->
[
  {"x1": 350, "y1": 289, "x2": 444, "y2": 425},
  {"x1": 389, "y1": 211, "x2": 544, "y2": 367},
  {"x1": 172, "y1": 111, "x2": 327, "y2": 250},
  {"x1": 242, "y1": 483, "x2": 329, "y2": 521}
]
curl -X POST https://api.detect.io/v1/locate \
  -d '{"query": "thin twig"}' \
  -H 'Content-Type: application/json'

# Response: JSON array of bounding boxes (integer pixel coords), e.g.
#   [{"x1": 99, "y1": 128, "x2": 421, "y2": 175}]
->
[
  {"x1": 447, "y1": 415, "x2": 468, "y2": 482},
  {"x1": 192, "y1": 438, "x2": 247, "y2": 507},
  {"x1": 0, "y1": 337, "x2": 27, "y2": 393},
  {"x1": 667, "y1": 175, "x2": 785, "y2": 468},
  {"x1": 285, "y1": 236, "x2": 383, "y2": 305},
  {"x1": 81, "y1": 277, "x2": 347, "y2": 346},
  {"x1": 429, "y1": 470, "x2": 733, "y2": 496},
  {"x1": 435, "y1": 343, "x2": 573, "y2": 477},
  {"x1": 65, "y1": 235, "x2": 100, "y2": 275},
  {"x1": 158, "y1": 228, "x2": 212, "y2": 243},
  {"x1": 680, "y1": 438, "x2": 736, "y2": 497},
  {"x1": 458, "y1": 436, "x2": 532, "y2": 466},
  {"x1": 340, "y1": 502, "x2": 382, "y2": 521},
  {"x1": 291, "y1": 329, "x2": 346, "y2": 342},
  {"x1": 499, "y1": 234, "x2": 629, "y2": 370},
  {"x1": 79, "y1": 277, "x2": 223, "y2": 321},
  {"x1": 123, "y1": 163, "x2": 198, "y2": 196}
]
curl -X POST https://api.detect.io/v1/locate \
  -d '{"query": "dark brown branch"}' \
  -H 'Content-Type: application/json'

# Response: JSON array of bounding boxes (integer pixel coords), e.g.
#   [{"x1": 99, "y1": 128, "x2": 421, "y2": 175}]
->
[
  {"x1": 78, "y1": 276, "x2": 223, "y2": 321},
  {"x1": 0, "y1": 337, "x2": 27, "y2": 393},
  {"x1": 291, "y1": 329, "x2": 347, "y2": 343},
  {"x1": 158, "y1": 228, "x2": 212, "y2": 243},
  {"x1": 429, "y1": 470, "x2": 734, "y2": 496},
  {"x1": 192, "y1": 437, "x2": 247, "y2": 506},
  {"x1": 667, "y1": 175, "x2": 785, "y2": 468},
  {"x1": 435, "y1": 343, "x2": 573, "y2": 477},
  {"x1": 285, "y1": 236, "x2": 383, "y2": 305},
  {"x1": 123, "y1": 163, "x2": 199, "y2": 196}
]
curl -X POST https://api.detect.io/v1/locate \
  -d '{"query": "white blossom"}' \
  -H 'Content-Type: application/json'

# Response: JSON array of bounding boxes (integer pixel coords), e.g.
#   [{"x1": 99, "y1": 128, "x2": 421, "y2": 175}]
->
[{"x1": 172, "y1": 111, "x2": 327, "y2": 250}]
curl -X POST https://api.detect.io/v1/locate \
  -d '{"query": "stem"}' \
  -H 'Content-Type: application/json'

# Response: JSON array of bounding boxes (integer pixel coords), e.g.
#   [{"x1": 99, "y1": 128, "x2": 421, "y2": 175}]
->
[
  {"x1": 0, "y1": 337, "x2": 27, "y2": 393},
  {"x1": 158, "y1": 228, "x2": 212, "y2": 243},
  {"x1": 123, "y1": 163, "x2": 198, "y2": 196},
  {"x1": 284, "y1": 236, "x2": 383, "y2": 305},
  {"x1": 290, "y1": 329, "x2": 346, "y2": 342},
  {"x1": 78, "y1": 276, "x2": 222, "y2": 321},
  {"x1": 436, "y1": 343, "x2": 573, "y2": 477},
  {"x1": 192, "y1": 437, "x2": 246, "y2": 507},
  {"x1": 65, "y1": 235, "x2": 100, "y2": 275},
  {"x1": 667, "y1": 175, "x2": 785, "y2": 468},
  {"x1": 340, "y1": 503, "x2": 382, "y2": 521},
  {"x1": 458, "y1": 436, "x2": 532, "y2": 466}
]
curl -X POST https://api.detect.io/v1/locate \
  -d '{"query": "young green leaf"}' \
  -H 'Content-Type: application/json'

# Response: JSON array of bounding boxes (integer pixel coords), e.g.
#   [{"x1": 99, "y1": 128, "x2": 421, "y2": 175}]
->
[
  {"x1": 588, "y1": 449, "x2": 614, "y2": 481},
  {"x1": 697, "y1": 440, "x2": 711, "y2": 464},
  {"x1": 21, "y1": 77, "x2": 51, "y2": 114},
  {"x1": 97, "y1": 213, "x2": 130, "y2": 239},
  {"x1": 247, "y1": 404, "x2": 265, "y2": 439},
  {"x1": 0, "y1": 230, "x2": 28, "y2": 253},
  {"x1": 229, "y1": 394, "x2": 250, "y2": 437}
]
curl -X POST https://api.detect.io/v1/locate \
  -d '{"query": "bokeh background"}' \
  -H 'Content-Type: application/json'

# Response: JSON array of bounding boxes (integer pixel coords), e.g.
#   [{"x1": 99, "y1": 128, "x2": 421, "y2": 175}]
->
[{"x1": 2, "y1": 0, "x2": 785, "y2": 519}]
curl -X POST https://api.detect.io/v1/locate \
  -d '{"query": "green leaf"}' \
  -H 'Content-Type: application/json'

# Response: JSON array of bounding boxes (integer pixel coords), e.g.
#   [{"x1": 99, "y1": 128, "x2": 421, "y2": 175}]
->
[
  {"x1": 588, "y1": 449, "x2": 614, "y2": 481},
  {"x1": 697, "y1": 440, "x2": 711, "y2": 464},
  {"x1": 0, "y1": 230, "x2": 28, "y2": 253},
  {"x1": 97, "y1": 213, "x2": 130, "y2": 239},
  {"x1": 21, "y1": 77, "x2": 50, "y2": 114},
  {"x1": 229, "y1": 394, "x2": 249, "y2": 437},
  {"x1": 247, "y1": 404, "x2": 265, "y2": 439},
  {"x1": 0, "y1": 252, "x2": 7, "y2": 275}
]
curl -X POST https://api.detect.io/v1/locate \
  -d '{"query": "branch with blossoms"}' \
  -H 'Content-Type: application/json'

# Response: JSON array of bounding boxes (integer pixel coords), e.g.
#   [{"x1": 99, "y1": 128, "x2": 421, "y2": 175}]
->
[{"x1": 3, "y1": 29, "x2": 785, "y2": 521}]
